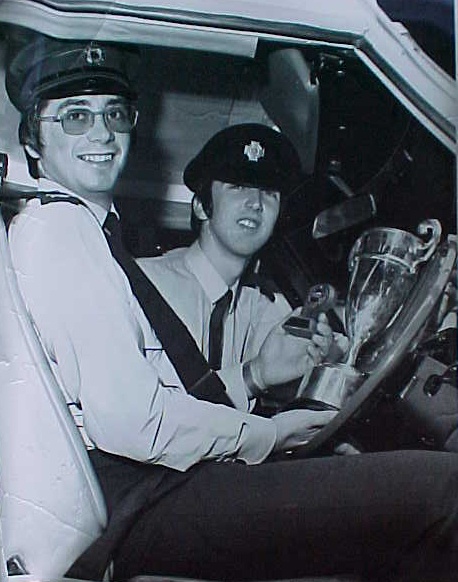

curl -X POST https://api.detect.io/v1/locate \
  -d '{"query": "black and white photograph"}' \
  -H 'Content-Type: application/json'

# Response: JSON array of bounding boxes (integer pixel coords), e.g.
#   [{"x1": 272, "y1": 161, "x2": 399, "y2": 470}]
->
[{"x1": 0, "y1": 1, "x2": 456, "y2": 582}]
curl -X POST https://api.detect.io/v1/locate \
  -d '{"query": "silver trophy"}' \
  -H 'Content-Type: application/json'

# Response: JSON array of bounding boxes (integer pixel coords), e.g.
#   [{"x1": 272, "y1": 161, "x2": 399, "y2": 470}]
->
[
  {"x1": 344, "y1": 219, "x2": 442, "y2": 367},
  {"x1": 301, "y1": 219, "x2": 442, "y2": 410}
]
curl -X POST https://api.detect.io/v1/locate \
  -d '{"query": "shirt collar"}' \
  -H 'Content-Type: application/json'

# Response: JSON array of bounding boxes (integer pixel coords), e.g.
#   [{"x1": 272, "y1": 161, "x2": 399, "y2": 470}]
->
[
  {"x1": 37, "y1": 178, "x2": 116, "y2": 225},
  {"x1": 185, "y1": 241, "x2": 237, "y2": 309}
]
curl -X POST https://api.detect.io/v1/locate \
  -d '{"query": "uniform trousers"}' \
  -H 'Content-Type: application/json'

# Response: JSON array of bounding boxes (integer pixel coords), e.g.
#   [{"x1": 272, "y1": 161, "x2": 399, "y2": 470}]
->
[{"x1": 89, "y1": 449, "x2": 458, "y2": 582}]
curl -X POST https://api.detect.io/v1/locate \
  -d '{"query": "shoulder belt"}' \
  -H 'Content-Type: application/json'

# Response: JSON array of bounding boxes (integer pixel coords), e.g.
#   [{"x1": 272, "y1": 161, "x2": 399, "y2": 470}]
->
[{"x1": 39, "y1": 196, "x2": 234, "y2": 407}]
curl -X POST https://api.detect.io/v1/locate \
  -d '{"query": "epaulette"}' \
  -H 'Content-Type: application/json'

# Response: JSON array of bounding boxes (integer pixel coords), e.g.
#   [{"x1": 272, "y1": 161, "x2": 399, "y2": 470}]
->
[{"x1": 38, "y1": 192, "x2": 85, "y2": 207}]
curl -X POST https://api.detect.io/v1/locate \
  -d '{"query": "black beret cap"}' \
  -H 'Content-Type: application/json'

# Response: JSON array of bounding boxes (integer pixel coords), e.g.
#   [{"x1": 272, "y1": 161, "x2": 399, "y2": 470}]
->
[
  {"x1": 5, "y1": 27, "x2": 139, "y2": 112},
  {"x1": 184, "y1": 123, "x2": 303, "y2": 197}
]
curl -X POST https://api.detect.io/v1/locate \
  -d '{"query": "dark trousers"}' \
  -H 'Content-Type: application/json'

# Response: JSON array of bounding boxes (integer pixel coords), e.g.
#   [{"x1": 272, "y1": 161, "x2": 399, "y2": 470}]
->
[{"x1": 90, "y1": 449, "x2": 458, "y2": 582}]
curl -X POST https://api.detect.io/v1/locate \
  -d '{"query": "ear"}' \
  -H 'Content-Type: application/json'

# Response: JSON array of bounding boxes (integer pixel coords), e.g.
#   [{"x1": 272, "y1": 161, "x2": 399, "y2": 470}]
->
[
  {"x1": 24, "y1": 143, "x2": 40, "y2": 160},
  {"x1": 192, "y1": 196, "x2": 209, "y2": 221}
]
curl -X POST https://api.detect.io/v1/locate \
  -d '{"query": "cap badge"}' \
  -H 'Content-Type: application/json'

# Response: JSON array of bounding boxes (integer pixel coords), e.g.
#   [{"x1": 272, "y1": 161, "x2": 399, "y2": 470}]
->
[
  {"x1": 244, "y1": 140, "x2": 265, "y2": 162},
  {"x1": 84, "y1": 45, "x2": 105, "y2": 66}
]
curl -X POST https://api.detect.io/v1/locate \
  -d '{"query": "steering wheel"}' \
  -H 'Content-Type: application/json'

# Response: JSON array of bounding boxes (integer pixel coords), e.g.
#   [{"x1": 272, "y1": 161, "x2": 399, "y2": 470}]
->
[{"x1": 287, "y1": 236, "x2": 457, "y2": 457}]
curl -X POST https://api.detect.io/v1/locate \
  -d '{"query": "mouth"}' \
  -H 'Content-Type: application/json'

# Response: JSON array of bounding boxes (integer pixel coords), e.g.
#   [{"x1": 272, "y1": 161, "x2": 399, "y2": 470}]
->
[
  {"x1": 78, "y1": 153, "x2": 115, "y2": 163},
  {"x1": 237, "y1": 217, "x2": 261, "y2": 230}
]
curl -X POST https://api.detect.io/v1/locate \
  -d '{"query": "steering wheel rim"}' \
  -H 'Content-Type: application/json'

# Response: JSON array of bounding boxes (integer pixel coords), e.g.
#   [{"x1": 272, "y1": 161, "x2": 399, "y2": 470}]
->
[{"x1": 289, "y1": 236, "x2": 457, "y2": 457}]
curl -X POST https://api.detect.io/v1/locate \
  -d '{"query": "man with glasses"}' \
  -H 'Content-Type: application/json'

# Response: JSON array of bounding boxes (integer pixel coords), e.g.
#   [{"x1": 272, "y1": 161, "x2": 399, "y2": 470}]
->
[
  {"x1": 6, "y1": 29, "x2": 458, "y2": 582},
  {"x1": 6, "y1": 29, "x2": 333, "y2": 465}
]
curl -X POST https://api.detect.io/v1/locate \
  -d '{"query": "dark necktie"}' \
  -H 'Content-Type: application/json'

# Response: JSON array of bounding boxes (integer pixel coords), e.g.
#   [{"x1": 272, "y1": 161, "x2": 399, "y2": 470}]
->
[
  {"x1": 102, "y1": 211, "x2": 233, "y2": 406},
  {"x1": 208, "y1": 290, "x2": 233, "y2": 370}
]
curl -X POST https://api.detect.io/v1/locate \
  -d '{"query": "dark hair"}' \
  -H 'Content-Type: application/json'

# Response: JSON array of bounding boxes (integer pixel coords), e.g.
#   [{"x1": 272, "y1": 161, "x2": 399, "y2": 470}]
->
[
  {"x1": 19, "y1": 102, "x2": 43, "y2": 179},
  {"x1": 190, "y1": 180, "x2": 213, "y2": 234}
]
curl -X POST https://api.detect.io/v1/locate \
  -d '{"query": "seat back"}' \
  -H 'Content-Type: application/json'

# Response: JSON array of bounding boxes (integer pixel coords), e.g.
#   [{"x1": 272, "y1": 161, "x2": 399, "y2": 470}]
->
[{"x1": 0, "y1": 205, "x2": 107, "y2": 579}]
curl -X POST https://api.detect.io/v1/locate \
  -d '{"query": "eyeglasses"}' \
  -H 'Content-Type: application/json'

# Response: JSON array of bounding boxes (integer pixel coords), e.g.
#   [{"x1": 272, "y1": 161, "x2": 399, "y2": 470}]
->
[{"x1": 38, "y1": 103, "x2": 138, "y2": 135}]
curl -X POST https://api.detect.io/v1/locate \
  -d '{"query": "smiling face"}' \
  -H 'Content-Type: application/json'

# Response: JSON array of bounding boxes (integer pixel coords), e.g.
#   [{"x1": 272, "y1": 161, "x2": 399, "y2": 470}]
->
[
  {"x1": 27, "y1": 94, "x2": 131, "y2": 207},
  {"x1": 200, "y1": 180, "x2": 281, "y2": 260}
]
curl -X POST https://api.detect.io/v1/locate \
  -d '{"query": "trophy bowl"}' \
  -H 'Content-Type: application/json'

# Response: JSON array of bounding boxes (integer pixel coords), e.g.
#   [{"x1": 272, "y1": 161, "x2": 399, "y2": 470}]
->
[{"x1": 344, "y1": 219, "x2": 442, "y2": 367}]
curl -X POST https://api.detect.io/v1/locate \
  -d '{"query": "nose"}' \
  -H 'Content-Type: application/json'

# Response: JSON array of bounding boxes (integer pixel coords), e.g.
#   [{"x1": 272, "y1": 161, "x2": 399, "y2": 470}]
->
[
  {"x1": 87, "y1": 112, "x2": 114, "y2": 142},
  {"x1": 245, "y1": 188, "x2": 263, "y2": 211}
]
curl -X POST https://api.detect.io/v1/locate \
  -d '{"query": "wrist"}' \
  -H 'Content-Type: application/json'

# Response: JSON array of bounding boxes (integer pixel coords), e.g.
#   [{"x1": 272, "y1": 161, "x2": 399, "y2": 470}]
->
[{"x1": 243, "y1": 359, "x2": 267, "y2": 398}]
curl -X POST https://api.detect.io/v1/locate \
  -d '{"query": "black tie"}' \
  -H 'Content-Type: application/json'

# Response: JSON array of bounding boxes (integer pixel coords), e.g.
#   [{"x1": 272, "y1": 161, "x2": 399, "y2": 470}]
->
[
  {"x1": 103, "y1": 211, "x2": 125, "y2": 256},
  {"x1": 102, "y1": 211, "x2": 233, "y2": 407},
  {"x1": 208, "y1": 290, "x2": 233, "y2": 370}
]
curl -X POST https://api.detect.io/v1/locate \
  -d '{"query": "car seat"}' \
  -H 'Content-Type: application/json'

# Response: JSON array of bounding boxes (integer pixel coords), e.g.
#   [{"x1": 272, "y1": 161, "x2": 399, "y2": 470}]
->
[{"x1": 0, "y1": 203, "x2": 107, "y2": 580}]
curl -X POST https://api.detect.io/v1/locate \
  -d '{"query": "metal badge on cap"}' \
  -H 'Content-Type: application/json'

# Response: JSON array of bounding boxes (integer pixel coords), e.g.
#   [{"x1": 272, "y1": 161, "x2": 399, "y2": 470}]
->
[
  {"x1": 244, "y1": 140, "x2": 265, "y2": 162},
  {"x1": 84, "y1": 44, "x2": 105, "y2": 66}
]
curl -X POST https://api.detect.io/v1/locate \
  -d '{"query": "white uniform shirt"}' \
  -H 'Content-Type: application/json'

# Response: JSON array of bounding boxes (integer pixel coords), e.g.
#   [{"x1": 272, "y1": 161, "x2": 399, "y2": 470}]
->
[
  {"x1": 137, "y1": 242, "x2": 292, "y2": 411},
  {"x1": 8, "y1": 182, "x2": 277, "y2": 471}
]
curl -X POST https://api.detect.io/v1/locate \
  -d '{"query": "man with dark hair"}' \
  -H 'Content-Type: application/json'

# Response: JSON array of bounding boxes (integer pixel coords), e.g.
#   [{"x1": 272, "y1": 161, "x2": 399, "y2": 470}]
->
[
  {"x1": 139, "y1": 123, "x2": 343, "y2": 410},
  {"x1": 5, "y1": 28, "x2": 458, "y2": 582}
]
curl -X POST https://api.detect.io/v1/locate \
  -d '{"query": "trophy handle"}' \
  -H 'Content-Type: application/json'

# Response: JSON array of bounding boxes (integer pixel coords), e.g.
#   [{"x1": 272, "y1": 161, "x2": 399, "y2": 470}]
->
[{"x1": 412, "y1": 219, "x2": 442, "y2": 270}]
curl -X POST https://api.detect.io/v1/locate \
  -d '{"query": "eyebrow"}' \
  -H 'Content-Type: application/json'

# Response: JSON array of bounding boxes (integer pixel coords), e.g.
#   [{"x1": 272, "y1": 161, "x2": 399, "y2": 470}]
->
[{"x1": 56, "y1": 97, "x2": 126, "y2": 112}]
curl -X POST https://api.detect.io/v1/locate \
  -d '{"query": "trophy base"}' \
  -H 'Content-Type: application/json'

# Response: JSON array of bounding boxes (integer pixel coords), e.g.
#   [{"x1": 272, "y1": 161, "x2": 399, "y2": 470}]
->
[{"x1": 298, "y1": 363, "x2": 365, "y2": 411}]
